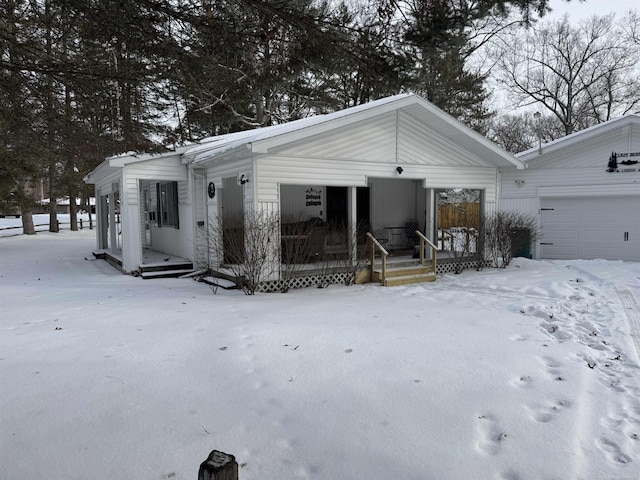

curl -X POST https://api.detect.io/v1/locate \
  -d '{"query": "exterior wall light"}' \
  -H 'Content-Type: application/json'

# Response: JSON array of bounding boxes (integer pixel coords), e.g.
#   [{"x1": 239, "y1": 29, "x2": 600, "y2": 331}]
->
[{"x1": 396, "y1": 166, "x2": 403, "y2": 174}]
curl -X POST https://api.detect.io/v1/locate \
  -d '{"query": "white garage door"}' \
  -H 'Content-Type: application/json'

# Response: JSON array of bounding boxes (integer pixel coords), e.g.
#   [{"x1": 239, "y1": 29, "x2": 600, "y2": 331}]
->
[{"x1": 540, "y1": 196, "x2": 640, "y2": 261}]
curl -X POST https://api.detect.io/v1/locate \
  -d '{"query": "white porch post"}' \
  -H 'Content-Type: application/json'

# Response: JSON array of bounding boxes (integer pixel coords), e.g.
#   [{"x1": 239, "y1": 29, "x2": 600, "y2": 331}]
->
[
  {"x1": 120, "y1": 176, "x2": 143, "y2": 272},
  {"x1": 347, "y1": 186, "x2": 357, "y2": 263},
  {"x1": 108, "y1": 190, "x2": 117, "y2": 253},
  {"x1": 425, "y1": 187, "x2": 435, "y2": 261},
  {"x1": 95, "y1": 191, "x2": 108, "y2": 250}
]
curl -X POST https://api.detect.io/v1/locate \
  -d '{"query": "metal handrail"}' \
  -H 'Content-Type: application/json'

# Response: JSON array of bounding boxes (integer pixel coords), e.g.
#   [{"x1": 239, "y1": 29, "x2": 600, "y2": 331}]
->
[
  {"x1": 366, "y1": 232, "x2": 389, "y2": 283},
  {"x1": 416, "y1": 230, "x2": 438, "y2": 273}
]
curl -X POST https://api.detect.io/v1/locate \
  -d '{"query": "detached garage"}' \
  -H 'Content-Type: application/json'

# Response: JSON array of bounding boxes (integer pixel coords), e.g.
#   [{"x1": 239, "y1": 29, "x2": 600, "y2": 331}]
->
[{"x1": 500, "y1": 114, "x2": 640, "y2": 262}]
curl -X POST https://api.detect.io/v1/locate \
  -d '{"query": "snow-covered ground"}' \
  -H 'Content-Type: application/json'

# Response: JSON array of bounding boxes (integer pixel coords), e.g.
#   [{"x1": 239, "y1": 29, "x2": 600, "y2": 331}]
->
[{"x1": 1, "y1": 228, "x2": 639, "y2": 480}]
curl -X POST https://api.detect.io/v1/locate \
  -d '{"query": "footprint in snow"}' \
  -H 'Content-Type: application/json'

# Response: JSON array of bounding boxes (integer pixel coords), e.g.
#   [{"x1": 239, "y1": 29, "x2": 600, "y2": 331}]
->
[
  {"x1": 498, "y1": 470, "x2": 522, "y2": 480},
  {"x1": 537, "y1": 355, "x2": 564, "y2": 380},
  {"x1": 509, "y1": 334, "x2": 529, "y2": 342},
  {"x1": 596, "y1": 437, "x2": 633, "y2": 464},
  {"x1": 539, "y1": 321, "x2": 573, "y2": 342},
  {"x1": 527, "y1": 399, "x2": 571, "y2": 423},
  {"x1": 509, "y1": 374, "x2": 534, "y2": 389},
  {"x1": 475, "y1": 414, "x2": 507, "y2": 456}
]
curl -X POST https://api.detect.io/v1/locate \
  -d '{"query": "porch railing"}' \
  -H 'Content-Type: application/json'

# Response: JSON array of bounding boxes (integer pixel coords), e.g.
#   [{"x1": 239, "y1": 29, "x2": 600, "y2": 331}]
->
[
  {"x1": 416, "y1": 230, "x2": 438, "y2": 273},
  {"x1": 366, "y1": 232, "x2": 389, "y2": 284}
]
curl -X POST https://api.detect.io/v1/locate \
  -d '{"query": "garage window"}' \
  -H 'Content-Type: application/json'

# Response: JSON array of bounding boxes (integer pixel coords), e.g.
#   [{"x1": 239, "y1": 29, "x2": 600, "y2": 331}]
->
[{"x1": 157, "y1": 181, "x2": 179, "y2": 228}]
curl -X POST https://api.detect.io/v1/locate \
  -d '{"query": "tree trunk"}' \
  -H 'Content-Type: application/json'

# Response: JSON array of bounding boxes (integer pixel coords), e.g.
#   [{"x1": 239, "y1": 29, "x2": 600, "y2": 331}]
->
[
  {"x1": 45, "y1": 0, "x2": 59, "y2": 234},
  {"x1": 20, "y1": 202, "x2": 36, "y2": 235},
  {"x1": 69, "y1": 189, "x2": 78, "y2": 231},
  {"x1": 48, "y1": 164, "x2": 59, "y2": 232}
]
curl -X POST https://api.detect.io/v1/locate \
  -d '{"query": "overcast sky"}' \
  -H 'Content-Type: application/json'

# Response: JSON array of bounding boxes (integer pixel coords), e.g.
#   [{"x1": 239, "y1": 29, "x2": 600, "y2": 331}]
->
[{"x1": 546, "y1": 0, "x2": 637, "y2": 21}]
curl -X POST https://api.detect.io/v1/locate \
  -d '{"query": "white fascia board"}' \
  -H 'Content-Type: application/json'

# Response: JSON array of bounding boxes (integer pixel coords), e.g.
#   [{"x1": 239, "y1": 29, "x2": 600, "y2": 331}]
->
[
  {"x1": 190, "y1": 142, "x2": 253, "y2": 164},
  {"x1": 180, "y1": 136, "x2": 246, "y2": 164},
  {"x1": 86, "y1": 153, "x2": 167, "y2": 182},
  {"x1": 84, "y1": 158, "x2": 119, "y2": 184},
  {"x1": 108, "y1": 151, "x2": 181, "y2": 167}
]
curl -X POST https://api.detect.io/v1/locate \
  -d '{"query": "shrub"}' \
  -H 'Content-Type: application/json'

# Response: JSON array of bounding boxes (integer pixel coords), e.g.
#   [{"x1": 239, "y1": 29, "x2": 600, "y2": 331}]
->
[
  {"x1": 484, "y1": 211, "x2": 539, "y2": 268},
  {"x1": 213, "y1": 210, "x2": 280, "y2": 295}
]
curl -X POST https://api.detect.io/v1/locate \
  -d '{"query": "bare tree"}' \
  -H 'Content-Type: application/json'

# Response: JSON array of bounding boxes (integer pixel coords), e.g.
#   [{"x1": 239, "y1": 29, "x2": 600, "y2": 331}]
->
[
  {"x1": 214, "y1": 210, "x2": 280, "y2": 295},
  {"x1": 280, "y1": 213, "x2": 324, "y2": 292},
  {"x1": 622, "y1": 10, "x2": 640, "y2": 46},
  {"x1": 493, "y1": 13, "x2": 640, "y2": 135},
  {"x1": 487, "y1": 113, "x2": 537, "y2": 153}
]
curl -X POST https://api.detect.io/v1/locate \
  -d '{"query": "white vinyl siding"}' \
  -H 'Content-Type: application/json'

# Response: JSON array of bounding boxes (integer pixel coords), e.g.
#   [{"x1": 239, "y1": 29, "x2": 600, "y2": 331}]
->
[
  {"x1": 523, "y1": 130, "x2": 640, "y2": 169},
  {"x1": 268, "y1": 111, "x2": 397, "y2": 161},
  {"x1": 256, "y1": 157, "x2": 498, "y2": 204},
  {"x1": 500, "y1": 167, "x2": 639, "y2": 199},
  {"x1": 122, "y1": 157, "x2": 187, "y2": 204},
  {"x1": 397, "y1": 111, "x2": 494, "y2": 167},
  {"x1": 268, "y1": 110, "x2": 505, "y2": 169}
]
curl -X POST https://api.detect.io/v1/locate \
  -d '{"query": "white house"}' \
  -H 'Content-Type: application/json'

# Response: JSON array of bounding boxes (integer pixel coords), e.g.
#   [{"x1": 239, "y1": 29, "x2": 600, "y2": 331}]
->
[
  {"x1": 500, "y1": 114, "x2": 640, "y2": 262},
  {"x1": 85, "y1": 94, "x2": 524, "y2": 281}
]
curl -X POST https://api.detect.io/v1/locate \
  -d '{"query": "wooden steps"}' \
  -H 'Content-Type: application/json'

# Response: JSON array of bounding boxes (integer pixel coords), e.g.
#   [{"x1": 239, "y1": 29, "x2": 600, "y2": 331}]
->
[
  {"x1": 139, "y1": 261, "x2": 195, "y2": 279},
  {"x1": 373, "y1": 264, "x2": 436, "y2": 287}
]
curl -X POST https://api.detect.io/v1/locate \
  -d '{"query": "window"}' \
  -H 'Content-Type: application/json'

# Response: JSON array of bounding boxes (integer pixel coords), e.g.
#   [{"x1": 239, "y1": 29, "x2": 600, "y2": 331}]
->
[{"x1": 157, "y1": 181, "x2": 179, "y2": 228}]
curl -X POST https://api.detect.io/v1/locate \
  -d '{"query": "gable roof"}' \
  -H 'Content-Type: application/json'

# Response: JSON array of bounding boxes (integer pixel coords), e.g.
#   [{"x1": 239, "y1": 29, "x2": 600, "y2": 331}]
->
[
  {"x1": 516, "y1": 114, "x2": 640, "y2": 164},
  {"x1": 181, "y1": 94, "x2": 524, "y2": 169},
  {"x1": 86, "y1": 93, "x2": 524, "y2": 184}
]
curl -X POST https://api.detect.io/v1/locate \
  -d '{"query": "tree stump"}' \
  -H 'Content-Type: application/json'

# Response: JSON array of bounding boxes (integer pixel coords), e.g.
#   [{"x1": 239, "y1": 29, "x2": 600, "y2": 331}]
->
[{"x1": 198, "y1": 450, "x2": 238, "y2": 480}]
